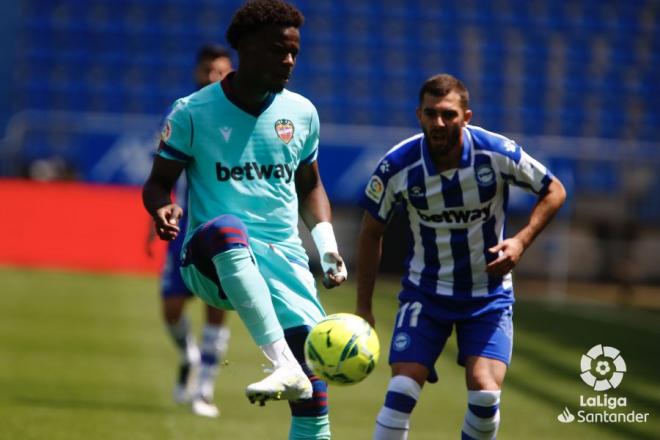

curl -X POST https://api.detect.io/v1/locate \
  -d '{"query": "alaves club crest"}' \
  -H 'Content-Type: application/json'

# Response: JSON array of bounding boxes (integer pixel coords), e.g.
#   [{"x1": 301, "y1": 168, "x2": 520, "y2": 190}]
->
[{"x1": 274, "y1": 119, "x2": 294, "y2": 144}]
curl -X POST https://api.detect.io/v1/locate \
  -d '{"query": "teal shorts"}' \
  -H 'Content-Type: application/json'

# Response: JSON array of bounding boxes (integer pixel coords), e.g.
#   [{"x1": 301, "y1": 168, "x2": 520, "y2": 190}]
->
[{"x1": 180, "y1": 237, "x2": 326, "y2": 330}]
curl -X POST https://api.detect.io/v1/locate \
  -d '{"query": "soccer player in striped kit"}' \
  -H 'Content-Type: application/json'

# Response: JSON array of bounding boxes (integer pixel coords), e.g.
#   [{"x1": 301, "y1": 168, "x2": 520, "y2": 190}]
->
[{"x1": 356, "y1": 74, "x2": 566, "y2": 440}]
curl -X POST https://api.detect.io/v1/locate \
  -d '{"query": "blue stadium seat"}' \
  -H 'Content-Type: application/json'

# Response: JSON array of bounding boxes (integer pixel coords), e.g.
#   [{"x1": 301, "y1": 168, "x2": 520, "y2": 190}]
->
[{"x1": 11, "y1": 0, "x2": 659, "y2": 145}]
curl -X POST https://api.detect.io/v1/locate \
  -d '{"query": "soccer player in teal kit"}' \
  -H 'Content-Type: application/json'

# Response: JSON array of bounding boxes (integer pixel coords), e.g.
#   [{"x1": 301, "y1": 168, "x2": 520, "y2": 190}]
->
[{"x1": 142, "y1": 2, "x2": 346, "y2": 439}]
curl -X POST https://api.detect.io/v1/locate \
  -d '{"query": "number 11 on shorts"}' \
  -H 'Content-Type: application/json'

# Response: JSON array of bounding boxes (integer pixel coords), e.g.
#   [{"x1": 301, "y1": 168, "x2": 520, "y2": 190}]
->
[{"x1": 396, "y1": 301, "x2": 422, "y2": 328}]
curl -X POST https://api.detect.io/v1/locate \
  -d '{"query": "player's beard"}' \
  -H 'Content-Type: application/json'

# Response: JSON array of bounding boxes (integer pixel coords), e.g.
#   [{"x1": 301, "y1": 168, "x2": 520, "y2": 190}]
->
[{"x1": 425, "y1": 124, "x2": 461, "y2": 157}]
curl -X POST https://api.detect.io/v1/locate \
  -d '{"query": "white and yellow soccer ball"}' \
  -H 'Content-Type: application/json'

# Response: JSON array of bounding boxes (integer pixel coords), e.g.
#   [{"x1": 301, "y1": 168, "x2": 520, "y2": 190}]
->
[{"x1": 304, "y1": 313, "x2": 380, "y2": 385}]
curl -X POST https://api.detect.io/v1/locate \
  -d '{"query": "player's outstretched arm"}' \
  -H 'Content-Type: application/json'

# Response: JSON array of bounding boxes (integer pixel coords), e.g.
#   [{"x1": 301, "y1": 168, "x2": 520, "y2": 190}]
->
[
  {"x1": 356, "y1": 212, "x2": 387, "y2": 328},
  {"x1": 142, "y1": 154, "x2": 185, "y2": 241},
  {"x1": 486, "y1": 176, "x2": 567, "y2": 276},
  {"x1": 295, "y1": 161, "x2": 347, "y2": 288}
]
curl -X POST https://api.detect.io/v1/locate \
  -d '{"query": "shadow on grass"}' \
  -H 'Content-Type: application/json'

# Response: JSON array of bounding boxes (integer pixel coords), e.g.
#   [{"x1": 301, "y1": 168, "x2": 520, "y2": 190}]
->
[
  {"x1": 512, "y1": 341, "x2": 659, "y2": 412},
  {"x1": 514, "y1": 300, "x2": 660, "y2": 393},
  {"x1": 504, "y1": 300, "x2": 660, "y2": 440},
  {"x1": 13, "y1": 395, "x2": 174, "y2": 415},
  {"x1": 505, "y1": 374, "x2": 656, "y2": 440}
]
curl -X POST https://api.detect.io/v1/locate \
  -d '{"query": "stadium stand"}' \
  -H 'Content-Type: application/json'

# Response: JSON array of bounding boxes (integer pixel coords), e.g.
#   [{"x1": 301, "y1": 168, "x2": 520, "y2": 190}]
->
[
  {"x1": 3, "y1": 0, "x2": 658, "y2": 217},
  {"x1": 8, "y1": 0, "x2": 658, "y2": 140},
  {"x1": 2, "y1": 0, "x2": 659, "y2": 277}
]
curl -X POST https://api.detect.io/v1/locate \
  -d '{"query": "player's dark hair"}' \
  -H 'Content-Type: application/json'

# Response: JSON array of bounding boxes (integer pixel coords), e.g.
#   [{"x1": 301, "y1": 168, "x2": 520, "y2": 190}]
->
[
  {"x1": 196, "y1": 44, "x2": 231, "y2": 65},
  {"x1": 226, "y1": 0, "x2": 304, "y2": 49},
  {"x1": 419, "y1": 74, "x2": 469, "y2": 110}
]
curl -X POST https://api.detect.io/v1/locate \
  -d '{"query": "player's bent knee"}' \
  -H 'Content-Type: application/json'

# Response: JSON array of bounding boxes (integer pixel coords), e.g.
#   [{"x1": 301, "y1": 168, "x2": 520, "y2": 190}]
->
[
  {"x1": 391, "y1": 362, "x2": 428, "y2": 386},
  {"x1": 467, "y1": 374, "x2": 500, "y2": 391},
  {"x1": 465, "y1": 357, "x2": 506, "y2": 390},
  {"x1": 162, "y1": 297, "x2": 187, "y2": 324},
  {"x1": 196, "y1": 215, "x2": 250, "y2": 257}
]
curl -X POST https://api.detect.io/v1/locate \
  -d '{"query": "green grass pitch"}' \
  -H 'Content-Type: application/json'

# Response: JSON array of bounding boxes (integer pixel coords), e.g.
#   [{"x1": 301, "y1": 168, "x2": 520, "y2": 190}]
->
[{"x1": 0, "y1": 266, "x2": 658, "y2": 439}]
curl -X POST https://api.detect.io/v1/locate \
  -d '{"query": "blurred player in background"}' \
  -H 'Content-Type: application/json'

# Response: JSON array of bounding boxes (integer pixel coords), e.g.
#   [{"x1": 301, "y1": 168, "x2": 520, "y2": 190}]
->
[
  {"x1": 146, "y1": 44, "x2": 233, "y2": 418},
  {"x1": 356, "y1": 74, "x2": 566, "y2": 440},
  {"x1": 193, "y1": 44, "x2": 232, "y2": 90},
  {"x1": 143, "y1": 1, "x2": 346, "y2": 439}
]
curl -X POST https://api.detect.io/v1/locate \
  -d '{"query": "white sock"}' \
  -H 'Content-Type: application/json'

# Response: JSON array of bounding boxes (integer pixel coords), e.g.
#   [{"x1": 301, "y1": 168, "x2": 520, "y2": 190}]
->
[
  {"x1": 462, "y1": 390, "x2": 501, "y2": 440},
  {"x1": 260, "y1": 337, "x2": 300, "y2": 369},
  {"x1": 197, "y1": 325, "x2": 230, "y2": 399},
  {"x1": 165, "y1": 316, "x2": 199, "y2": 365},
  {"x1": 373, "y1": 376, "x2": 421, "y2": 440}
]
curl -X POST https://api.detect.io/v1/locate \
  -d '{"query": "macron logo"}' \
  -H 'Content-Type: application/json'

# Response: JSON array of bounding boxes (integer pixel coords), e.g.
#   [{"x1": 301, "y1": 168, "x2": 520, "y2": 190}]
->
[
  {"x1": 216, "y1": 162, "x2": 294, "y2": 183},
  {"x1": 220, "y1": 127, "x2": 232, "y2": 142}
]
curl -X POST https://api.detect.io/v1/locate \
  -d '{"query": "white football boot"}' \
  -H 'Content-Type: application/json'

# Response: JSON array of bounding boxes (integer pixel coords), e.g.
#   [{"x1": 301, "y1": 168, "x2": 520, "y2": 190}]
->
[
  {"x1": 191, "y1": 394, "x2": 220, "y2": 418},
  {"x1": 190, "y1": 372, "x2": 220, "y2": 418},
  {"x1": 245, "y1": 366, "x2": 312, "y2": 406}
]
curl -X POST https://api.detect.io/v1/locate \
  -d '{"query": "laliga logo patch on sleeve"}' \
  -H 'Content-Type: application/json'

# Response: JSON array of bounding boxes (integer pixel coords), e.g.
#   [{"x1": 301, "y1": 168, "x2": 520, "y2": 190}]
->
[
  {"x1": 161, "y1": 121, "x2": 172, "y2": 142},
  {"x1": 365, "y1": 175, "x2": 385, "y2": 203}
]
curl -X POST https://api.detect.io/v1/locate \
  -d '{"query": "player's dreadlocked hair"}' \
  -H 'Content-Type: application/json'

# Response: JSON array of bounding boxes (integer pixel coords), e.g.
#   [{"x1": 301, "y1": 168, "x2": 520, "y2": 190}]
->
[{"x1": 226, "y1": 0, "x2": 305, "y2": 49}]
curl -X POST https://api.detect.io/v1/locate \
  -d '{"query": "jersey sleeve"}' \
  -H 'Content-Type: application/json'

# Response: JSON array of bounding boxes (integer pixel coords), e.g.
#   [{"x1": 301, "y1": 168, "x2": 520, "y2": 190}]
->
[
  {"x1": 157, "y1": 99, "x2": 193, "y2": 164},
  {"x1": 499, "y1": 140, "x2": 553, "y2": 195},
  {"x1": 300, "y1": 107, "x2": 320, "y2": 165},
  {"x1": 359, "y1": 157, "x2": 400, "y2": 223}
]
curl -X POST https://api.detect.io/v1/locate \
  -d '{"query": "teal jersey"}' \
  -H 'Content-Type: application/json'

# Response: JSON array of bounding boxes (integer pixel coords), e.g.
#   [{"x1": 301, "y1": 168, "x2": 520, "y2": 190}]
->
[{"x1": 158, "y1": 76, "x2": 319, "y2": 264}]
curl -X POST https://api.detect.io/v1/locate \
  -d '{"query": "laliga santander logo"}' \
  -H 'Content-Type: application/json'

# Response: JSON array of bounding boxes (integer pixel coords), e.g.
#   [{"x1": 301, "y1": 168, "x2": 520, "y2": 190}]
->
[
  {"x1": 556, "y1": 344, "x2": 649, "y2": 425},
  {"x1": 580, "y1": 344, "x2": 626, "y2": 391}
]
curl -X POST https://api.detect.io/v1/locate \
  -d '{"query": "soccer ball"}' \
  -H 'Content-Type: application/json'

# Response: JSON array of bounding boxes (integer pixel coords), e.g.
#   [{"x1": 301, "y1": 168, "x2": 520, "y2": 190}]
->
[{"x1": 304, "y1": 313, "x2": 380, "y2": 385}]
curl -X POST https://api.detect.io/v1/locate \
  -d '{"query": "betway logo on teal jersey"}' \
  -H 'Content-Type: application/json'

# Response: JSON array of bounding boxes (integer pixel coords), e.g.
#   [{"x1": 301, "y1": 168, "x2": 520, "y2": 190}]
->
[{"x1": 216, "y1": 162, "x2": 295, "y2": 183}]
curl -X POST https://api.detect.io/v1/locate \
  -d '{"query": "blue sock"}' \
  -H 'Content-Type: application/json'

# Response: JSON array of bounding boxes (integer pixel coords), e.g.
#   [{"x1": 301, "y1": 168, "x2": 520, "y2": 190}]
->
[
  {"x1": 374, "y1": 375, "x2": 421, "y2": 439},
  {"x1": 196, "y1": 324, "x2": 230, "y2": 399},
  {"x1": 461, "y1": 390, "x2": 501, "y2": 440},
  {"x1": 287, "y1": 327, "x2": 331, "y2": 440}
]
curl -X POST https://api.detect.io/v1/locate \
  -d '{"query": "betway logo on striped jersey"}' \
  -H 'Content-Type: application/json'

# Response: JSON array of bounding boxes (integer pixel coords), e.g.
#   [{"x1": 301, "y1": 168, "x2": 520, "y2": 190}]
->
[
  {"x1": 216, "y1": 162, "x2": 294, "y2": 183},
  {"x1": 417, "y1": 203, "x2": 491, "y2": 223}
]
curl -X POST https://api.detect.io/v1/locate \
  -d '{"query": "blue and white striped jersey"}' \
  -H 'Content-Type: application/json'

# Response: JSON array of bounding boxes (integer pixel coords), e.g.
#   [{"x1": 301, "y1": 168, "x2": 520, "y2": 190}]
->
[{"x1": 360, "y1": 125, "x2": 553, "y2": 318}]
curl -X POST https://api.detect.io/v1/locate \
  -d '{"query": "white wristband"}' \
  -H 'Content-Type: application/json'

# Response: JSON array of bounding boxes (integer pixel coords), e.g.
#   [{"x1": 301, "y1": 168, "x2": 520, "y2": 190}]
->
[
  {"x1": 311, "y1": 221, "x2": 347, "y2": 282},
  {"x1": 310, "y1": 221, "x2": 338, "y2": 257}
]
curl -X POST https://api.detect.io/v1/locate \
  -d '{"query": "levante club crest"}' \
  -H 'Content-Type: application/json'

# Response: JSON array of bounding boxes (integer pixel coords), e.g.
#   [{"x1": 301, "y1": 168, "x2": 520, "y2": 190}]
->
[{"x1": 274, "y1": 119, "x2": 294, "y2": 144}]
